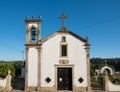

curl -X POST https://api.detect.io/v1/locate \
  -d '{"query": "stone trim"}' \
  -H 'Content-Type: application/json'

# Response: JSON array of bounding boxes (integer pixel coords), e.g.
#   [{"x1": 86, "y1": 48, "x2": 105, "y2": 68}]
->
[
  {"x1": 25, "y1": 16, "x2": 42, "y2": 23},
  {"x1": 25, "y1": 20, "x2": 42, "y2": 23},
  {"x1": 84, "y1": 37, "x2": 91, "y2": 92},
  {"x1": 60, "y1": 43, "x2": 68, "y2": 58},
  {"x1": 37, "y1": 87, "x2": 56, "y2": 92},
  {"x1": 29, "y1": 87, "x2": 37, "y2": 91},
  {"x1": 86, "y1": 49, "x2": 91, "y2": 92},
  {"x1": 41, "y1": 31, "x2": 86, "y2": 43},
  {"x1": 37, "y1": 47, "x2": 41, "y2": 87},
  {"x1": 25, "y1": 47, "x2": 29, "y2": 92},
  {"x1": 74, "y1": 86, "x2": 87, "y2": 92},
  {"x1": 29, "y1": 86, "x2": 87, "y2": 92},
  {"x1": 59, "y1": 59, "x2": 69, "y2": 64},
  {"x1": 25, "y1": 44, "x2": 41, "y2": 47},
  {"x1": 37, "y1": 24, "x2": 40, "y2": 42},
  {"x1": 41, "y1": 32, "x2": 58, "y2": 43}
]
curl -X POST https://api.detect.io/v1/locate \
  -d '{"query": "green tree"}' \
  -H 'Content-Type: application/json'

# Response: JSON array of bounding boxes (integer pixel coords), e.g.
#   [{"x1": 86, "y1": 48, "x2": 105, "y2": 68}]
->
[{"x1": 0, "y1": 62, "x2": 16, "y2": 78}]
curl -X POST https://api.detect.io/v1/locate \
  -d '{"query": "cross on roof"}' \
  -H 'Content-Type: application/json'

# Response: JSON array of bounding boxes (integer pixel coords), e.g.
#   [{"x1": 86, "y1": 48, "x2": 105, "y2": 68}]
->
[{"x1": 59, "y1": 13, "x2": 67, "y2": 30}]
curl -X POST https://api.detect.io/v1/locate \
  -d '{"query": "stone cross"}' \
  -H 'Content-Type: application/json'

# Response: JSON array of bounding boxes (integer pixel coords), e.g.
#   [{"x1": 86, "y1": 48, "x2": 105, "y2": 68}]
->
[{"x1": 59, "y1": 13, "x2": 67, "y2": 30}]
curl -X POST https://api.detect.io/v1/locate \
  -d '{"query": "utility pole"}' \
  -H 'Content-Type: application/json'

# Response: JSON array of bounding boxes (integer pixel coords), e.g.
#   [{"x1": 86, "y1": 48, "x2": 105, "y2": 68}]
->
[{"x1": 22, "y1": 50, "x2": 25, "y2": 62}]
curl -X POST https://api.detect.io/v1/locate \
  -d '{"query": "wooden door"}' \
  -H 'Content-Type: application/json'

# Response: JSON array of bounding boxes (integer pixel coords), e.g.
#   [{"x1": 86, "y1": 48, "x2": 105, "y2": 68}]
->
[{"x1": 57, "y1": 68, "x2": 72, "y2": 90}]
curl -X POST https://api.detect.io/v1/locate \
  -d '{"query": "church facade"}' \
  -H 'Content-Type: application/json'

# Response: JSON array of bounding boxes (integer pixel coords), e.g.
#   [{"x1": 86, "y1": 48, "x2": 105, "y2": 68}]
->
[{"x1": 25, "y1": 14, "x2": 91, "y2": 92}]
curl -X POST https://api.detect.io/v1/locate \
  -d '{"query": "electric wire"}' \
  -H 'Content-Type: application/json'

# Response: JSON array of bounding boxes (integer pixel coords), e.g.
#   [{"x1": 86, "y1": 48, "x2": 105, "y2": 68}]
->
[
  {"x1": 72, "y1": 16, "x2": 120, "y2": 30},
  {"x1": 0, "y1": 16, "x2": 120, "y2": 60}
]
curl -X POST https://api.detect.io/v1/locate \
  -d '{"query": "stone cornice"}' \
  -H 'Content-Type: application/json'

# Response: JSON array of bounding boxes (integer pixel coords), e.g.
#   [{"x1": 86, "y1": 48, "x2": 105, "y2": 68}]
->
[
  {"x1": 25, "y1": 19, "x2": 42, "y2": 23},
  {"x1": 25, "y1": 43, "x2": 41, "y2": 47}
]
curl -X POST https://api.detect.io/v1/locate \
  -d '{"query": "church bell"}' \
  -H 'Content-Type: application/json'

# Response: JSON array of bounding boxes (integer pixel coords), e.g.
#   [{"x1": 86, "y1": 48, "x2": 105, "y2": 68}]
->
[
  {"x1": 31, "y1": 28, "x2": 37, "y2": 41},
  {"x1": 31, "y1": 36, "x2": 36, "y2": 40}
]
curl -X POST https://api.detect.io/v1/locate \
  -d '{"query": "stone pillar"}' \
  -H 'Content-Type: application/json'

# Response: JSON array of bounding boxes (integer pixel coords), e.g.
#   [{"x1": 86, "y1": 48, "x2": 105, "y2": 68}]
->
[
  {"x1": 105, "y1": 73, "x2": 109, "y2": 92},
  {"x1": 25, "y1": 47, "x2": 29, "y2": 92},
  {"x1": 5, "y1": 70, "x2": 12, "y2": 91},
  {"x1": 26, "y1": 23, "x2": 30, "y2": 43},
  {"x1": 85, "y1": 37, "x2": 91, "y2": 92},
  {"x1": 37, "y1": 46, "x2": 41, "y2": 90},
  {"x1": 37, "y1": 23, "x2": 41, "y2": 42}
]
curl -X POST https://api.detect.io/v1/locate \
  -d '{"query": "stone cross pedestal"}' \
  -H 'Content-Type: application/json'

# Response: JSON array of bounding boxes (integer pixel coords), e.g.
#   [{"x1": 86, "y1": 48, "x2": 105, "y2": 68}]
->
[{"x1": 5, "y1": 70, "x2": 12, "y2": 91}]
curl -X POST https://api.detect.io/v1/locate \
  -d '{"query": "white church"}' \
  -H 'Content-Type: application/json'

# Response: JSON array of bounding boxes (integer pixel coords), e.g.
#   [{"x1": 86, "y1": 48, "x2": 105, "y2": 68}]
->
[{"x1": 25, "y1": 14, "x2": 91, "y2": 92}]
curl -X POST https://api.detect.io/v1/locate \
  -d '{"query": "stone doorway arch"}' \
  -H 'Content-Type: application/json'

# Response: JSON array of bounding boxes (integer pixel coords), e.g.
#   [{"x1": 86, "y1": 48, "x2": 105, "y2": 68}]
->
[{"x1": 101, "y1": 66, "x2": 113, "y2": 75}]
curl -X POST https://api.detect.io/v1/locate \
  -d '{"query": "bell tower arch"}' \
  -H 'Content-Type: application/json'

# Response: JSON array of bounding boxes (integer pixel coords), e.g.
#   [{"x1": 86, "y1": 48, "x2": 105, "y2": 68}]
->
[{"x1": 25, "y1": 16, "x2": 42, "y2": 44}]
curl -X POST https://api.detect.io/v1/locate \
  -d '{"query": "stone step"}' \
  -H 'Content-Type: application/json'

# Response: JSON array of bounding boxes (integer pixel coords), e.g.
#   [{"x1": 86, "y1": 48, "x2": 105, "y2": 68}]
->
[
  {"x1": 10, "y1": 90, "x2": 24, "y2": 92},
  {"x1": 10, "y1": 90, "x2": 107, "y2": 92}
]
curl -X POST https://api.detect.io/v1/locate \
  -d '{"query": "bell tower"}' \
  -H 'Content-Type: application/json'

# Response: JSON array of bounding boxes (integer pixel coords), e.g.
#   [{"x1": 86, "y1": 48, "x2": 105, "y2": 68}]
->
[
  {"x1": 25, "y1": 16, "x2": 42, "y2": 44},
  {"x1": 25, "y1": 16, "x2": 42, "y2": 92}
]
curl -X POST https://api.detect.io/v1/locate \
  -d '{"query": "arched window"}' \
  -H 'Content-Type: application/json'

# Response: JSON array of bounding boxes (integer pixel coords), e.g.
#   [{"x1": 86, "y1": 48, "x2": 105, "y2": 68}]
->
[{"x1": 31, "y1": 27, "x2": 37, "y2": 42}]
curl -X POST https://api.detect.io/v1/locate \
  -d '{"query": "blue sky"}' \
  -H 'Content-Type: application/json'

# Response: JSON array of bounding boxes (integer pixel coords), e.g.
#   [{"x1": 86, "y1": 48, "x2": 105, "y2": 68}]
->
[{"x1": 0, "y1": 0, "x2": 120, "y2": 60}]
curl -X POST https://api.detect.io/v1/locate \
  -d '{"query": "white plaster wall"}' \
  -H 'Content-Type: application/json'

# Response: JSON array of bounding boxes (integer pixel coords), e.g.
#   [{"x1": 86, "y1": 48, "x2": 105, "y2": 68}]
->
[
  {"x1": 41, "y1": 34, "x2": 87, "y2": 87},
  {"x1": 41, "y1": 35, "x2": 60, "y2": 87},
  {"x1": 28, "y1": 48, "x2": 38, "y2": 87},
  {"x1": 67, "y1": 35, "x2": 87, "y2": 87},
  {"x1": 108, "y1": 80, "x2": 120, "y2": 91},
  {"x1": 0, "y1": 78, "x2": 7, "y2": 88}
]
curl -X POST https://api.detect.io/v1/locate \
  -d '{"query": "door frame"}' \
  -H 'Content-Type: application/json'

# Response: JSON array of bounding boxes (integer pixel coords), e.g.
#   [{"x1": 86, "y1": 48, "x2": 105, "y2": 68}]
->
[{"x1": 54, "y1": 64, "x2": 74, "y2": 91}]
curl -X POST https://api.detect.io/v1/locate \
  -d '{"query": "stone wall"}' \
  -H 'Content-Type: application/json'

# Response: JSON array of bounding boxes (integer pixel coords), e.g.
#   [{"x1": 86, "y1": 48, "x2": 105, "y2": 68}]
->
[
  {"x1": 105, "y1": 74, "x2": 120, "y2": 92},
  {"x1": 108, "y1": 79, "x2": 120, "y2": 91}
]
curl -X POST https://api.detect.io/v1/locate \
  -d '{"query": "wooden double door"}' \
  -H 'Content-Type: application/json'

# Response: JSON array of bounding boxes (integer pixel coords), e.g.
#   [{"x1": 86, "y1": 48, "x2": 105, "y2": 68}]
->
[{"x1": 57, "y1": 68, "x2": 73, "y2": 90}]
